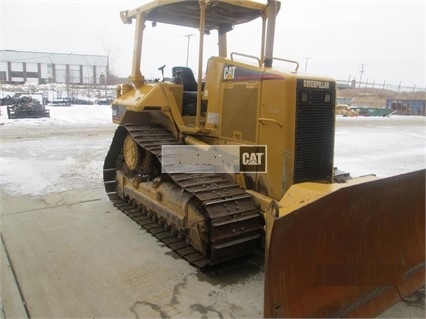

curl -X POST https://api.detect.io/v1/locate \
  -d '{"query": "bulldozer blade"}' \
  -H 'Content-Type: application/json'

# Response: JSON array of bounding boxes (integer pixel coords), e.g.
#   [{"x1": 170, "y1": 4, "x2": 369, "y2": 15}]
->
[{"x1": 264, "y1": 169, "x2": 425, "y2": 318}]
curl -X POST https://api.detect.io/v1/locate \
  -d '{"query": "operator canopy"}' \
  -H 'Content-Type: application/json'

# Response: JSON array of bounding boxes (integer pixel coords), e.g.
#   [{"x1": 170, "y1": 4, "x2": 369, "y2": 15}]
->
[{"x1": 121, "y1": 0, "x2": 281, "y2": 32}]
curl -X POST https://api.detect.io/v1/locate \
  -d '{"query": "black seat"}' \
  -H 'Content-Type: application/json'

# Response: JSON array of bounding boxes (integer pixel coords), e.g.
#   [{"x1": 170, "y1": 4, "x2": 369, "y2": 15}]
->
[{"x1": 172, "y1": 66, "x2": 198, "y2": 91}]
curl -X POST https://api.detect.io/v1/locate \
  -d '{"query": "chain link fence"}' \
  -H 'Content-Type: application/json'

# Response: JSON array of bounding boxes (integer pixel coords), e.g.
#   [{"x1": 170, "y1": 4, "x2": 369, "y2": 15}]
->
[{"x1": 337, "y1": 79, "x2": 425, "y2": 93}]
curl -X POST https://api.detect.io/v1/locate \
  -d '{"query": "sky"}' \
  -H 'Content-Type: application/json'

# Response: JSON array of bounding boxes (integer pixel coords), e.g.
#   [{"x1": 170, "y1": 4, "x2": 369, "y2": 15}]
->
[{"x1": 1, "y1": 0, "x2": 425, "y2": 88}]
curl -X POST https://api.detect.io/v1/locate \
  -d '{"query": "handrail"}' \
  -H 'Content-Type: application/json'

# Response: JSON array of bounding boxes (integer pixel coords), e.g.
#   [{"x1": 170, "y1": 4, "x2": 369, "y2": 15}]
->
[
  {"x1": 272, "y1": 57, "x2": 300, "y2": 73},
  {"x1": 230, "y1": 52, "x2": 262, "y2": 67},
  {"x1": 259, "y1": 117, "x2": 283, "y2": 127},
  {"x1": 230, "y1": 53, "x2": 299, "y2": 73}
]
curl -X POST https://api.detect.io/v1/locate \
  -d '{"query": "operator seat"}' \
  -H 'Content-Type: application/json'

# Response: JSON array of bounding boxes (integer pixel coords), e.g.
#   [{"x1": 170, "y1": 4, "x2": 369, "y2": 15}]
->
[
  {"x1": 172, "y1": 66, "x2": 207, "y2": 116},
  {"x1": 172, "y1": 66, "x2": 198, "y2": 91}
]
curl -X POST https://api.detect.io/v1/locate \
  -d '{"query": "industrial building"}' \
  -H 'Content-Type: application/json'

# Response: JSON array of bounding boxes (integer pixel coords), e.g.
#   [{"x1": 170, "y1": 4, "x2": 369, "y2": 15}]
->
[{"x1": 0, "y1": 50, "x2": 108, "y2": 85}]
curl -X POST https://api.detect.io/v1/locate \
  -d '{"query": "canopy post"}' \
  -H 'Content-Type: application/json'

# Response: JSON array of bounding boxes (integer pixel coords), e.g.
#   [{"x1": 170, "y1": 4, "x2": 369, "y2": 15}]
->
[
  {"x1": 129, "y1": 13, "x2": 146, "y2": 88},
  {"x1": 196, "y1": 0, "x2": 207, "y2": 129}
]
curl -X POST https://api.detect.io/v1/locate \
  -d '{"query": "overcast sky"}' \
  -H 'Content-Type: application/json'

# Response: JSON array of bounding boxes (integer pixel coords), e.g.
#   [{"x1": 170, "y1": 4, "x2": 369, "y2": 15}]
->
[{"x1": 1, "y1": 0, "x2": 425, "y2": 88}]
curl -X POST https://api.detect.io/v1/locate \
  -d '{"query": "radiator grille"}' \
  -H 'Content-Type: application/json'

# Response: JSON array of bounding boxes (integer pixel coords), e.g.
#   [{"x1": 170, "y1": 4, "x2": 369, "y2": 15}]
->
[{"x1": 294, "y1": 80, "x2": 335, "y2": 184}]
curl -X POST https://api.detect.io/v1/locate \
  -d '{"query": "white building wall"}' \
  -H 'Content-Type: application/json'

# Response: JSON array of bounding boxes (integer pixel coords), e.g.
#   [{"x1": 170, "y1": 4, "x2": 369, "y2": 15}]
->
[
  {"x1": 26, "y1": 62, "x2": 38, "y2": 72},
  {"x1": 55, "y1": 64, "x2": 67, "y2": 83},
  {"x1": 0, "y1": 61, "x2": 7, "y2": 81},
  {"x1": 0, "y1": 61, "x2": 7, "y2": 72},
  {"x1": 10, "y1": 62, "x2": 24, "y2": 82},
  {"x1": 69, "y1": 65, "x2": 80, "y2": 84},
  {"x1": 0, "y1": 50, "x2": 108, "y2": 84},
  {"x1": 39, "y1": 64, "x2": 49, "y2": 81},
  {"x1": 82, "y1": 65, "x2": 94, "y2": 84},
  {"x1": 11, "y1": 62, "x2": 23, "y2": 71},
  {"x1": 25, "y1": 63, "x2": 39, "y2": 84},
  {"x1": 46, "y1": 64, "x2": 54, "y2": 81}
]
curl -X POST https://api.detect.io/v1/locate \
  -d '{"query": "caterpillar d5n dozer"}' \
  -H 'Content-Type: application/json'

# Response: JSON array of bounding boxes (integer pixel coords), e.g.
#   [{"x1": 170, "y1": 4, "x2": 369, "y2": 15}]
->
[{"x1": 103, "y1": 0, "x2": 425, "y2": 317}]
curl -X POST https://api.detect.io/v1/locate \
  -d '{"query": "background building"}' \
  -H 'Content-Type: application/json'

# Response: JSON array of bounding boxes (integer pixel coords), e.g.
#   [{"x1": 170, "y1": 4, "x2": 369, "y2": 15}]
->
[{"x1": 0, "y1": 50, "x2": 108, "y2": 85}]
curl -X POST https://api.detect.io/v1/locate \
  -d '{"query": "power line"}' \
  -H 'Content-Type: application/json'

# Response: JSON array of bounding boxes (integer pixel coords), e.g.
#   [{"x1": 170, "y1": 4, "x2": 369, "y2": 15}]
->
[
  {"x1": 359, "y1": 63, "x2": 367, "y2": 87},
  {"x1": 302, "y1": 57, "x2": 312, "y2": 72}
]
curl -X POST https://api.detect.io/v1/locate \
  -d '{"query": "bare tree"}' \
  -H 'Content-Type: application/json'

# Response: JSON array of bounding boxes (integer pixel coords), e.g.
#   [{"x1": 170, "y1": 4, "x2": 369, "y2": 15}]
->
[{"x1": 98, "y1": 28, "x2": 120, "y2": 85}]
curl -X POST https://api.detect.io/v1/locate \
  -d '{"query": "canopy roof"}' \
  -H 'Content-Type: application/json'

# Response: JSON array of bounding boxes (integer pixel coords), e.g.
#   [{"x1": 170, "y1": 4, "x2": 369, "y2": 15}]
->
[{"x1": 121, "y1": 0, "x2": 280, "y2": 31}]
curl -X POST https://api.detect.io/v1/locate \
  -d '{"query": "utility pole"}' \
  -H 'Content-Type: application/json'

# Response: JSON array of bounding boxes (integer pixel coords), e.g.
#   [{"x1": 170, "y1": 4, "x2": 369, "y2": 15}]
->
[
  {"x1": 185, "y1": 34, "x2": 194, "y2": 67},
  {"x1": 359, "y1": 63, "x2": 366, "y2": 87},
  {"x1": 303, "y1": 57, "x2": 311, "y2": 72}
]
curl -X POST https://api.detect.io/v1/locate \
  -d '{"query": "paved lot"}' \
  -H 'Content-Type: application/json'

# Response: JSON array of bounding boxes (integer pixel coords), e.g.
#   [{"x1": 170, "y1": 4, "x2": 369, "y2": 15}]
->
[
  {"x1": 1, "y1": 112, "x2": 425, "y2": 318},
  {"x1": 2, "y1": 187, "x2": 424, "y2": 318},
  {"x1": 1, "y1": 188, "x2": 265, "y2": 318}
]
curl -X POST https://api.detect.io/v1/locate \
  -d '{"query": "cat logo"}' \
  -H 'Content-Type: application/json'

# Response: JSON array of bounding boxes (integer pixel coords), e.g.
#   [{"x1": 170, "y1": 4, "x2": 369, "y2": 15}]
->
[
  {"x1": 239, "y1": 146, "x2": 267, "y2": 173},
  {"x1": 224, "y1": 66, "x2": 236, "y2": 80},
  {"x1": 242, "y1": 152, "x2": 264, "y2": 166}
]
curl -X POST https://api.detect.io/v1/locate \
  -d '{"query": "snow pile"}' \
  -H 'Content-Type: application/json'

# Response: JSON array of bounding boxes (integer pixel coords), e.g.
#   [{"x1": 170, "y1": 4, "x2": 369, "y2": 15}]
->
[
  {"x1": 1, "y1": 104, "x2": 116, "y2": 196},
  {"x1": 1, "y1": 104, "x2": 112, "y2": 125},
  {"x1": 1, "y1": 135, "x2": 112, "y2": 196},
  {"x1": 1, "y1": 82, "x2": 116, "y2": 102}
]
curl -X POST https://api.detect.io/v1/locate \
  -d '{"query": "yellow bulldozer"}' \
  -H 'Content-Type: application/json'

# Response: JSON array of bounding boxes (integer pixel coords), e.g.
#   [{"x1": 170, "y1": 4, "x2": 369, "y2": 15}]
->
[{"x1": 103, "y1": 0, "x2": 425, "y2": 317}]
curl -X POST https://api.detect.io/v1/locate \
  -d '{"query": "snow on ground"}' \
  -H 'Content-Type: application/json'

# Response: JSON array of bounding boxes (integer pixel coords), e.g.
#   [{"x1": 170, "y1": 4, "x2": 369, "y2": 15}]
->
[
  {"x1": 0, "y1": 104, "x2": 112, "y2": 125},
  {"x1": 1, "y1": 104, "x2": 115, "y2": 196},
  {"x1": 0, "y1": 104, "x2": 425, "y2": 197},
  {"x1": 1, "y1": 133, "x2": 112, "y2": 195}
]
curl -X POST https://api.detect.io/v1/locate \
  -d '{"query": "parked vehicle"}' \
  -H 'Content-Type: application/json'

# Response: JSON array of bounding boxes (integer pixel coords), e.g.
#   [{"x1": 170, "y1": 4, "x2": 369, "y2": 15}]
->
[{"x1": 7, "y1": 96, "x2": 50, "y2": 119}]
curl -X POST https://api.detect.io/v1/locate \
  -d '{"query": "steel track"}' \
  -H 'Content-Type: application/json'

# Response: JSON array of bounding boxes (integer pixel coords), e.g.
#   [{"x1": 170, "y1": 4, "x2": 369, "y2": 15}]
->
[{"x1": 103, "y1": 123, "x2": 262, "y2": 267}]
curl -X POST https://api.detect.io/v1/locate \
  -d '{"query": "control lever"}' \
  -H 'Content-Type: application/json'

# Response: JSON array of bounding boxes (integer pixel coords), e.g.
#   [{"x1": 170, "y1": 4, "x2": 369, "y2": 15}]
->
[{"x1": 158, "y1": 64, "x2": 166, "y2": 82}]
